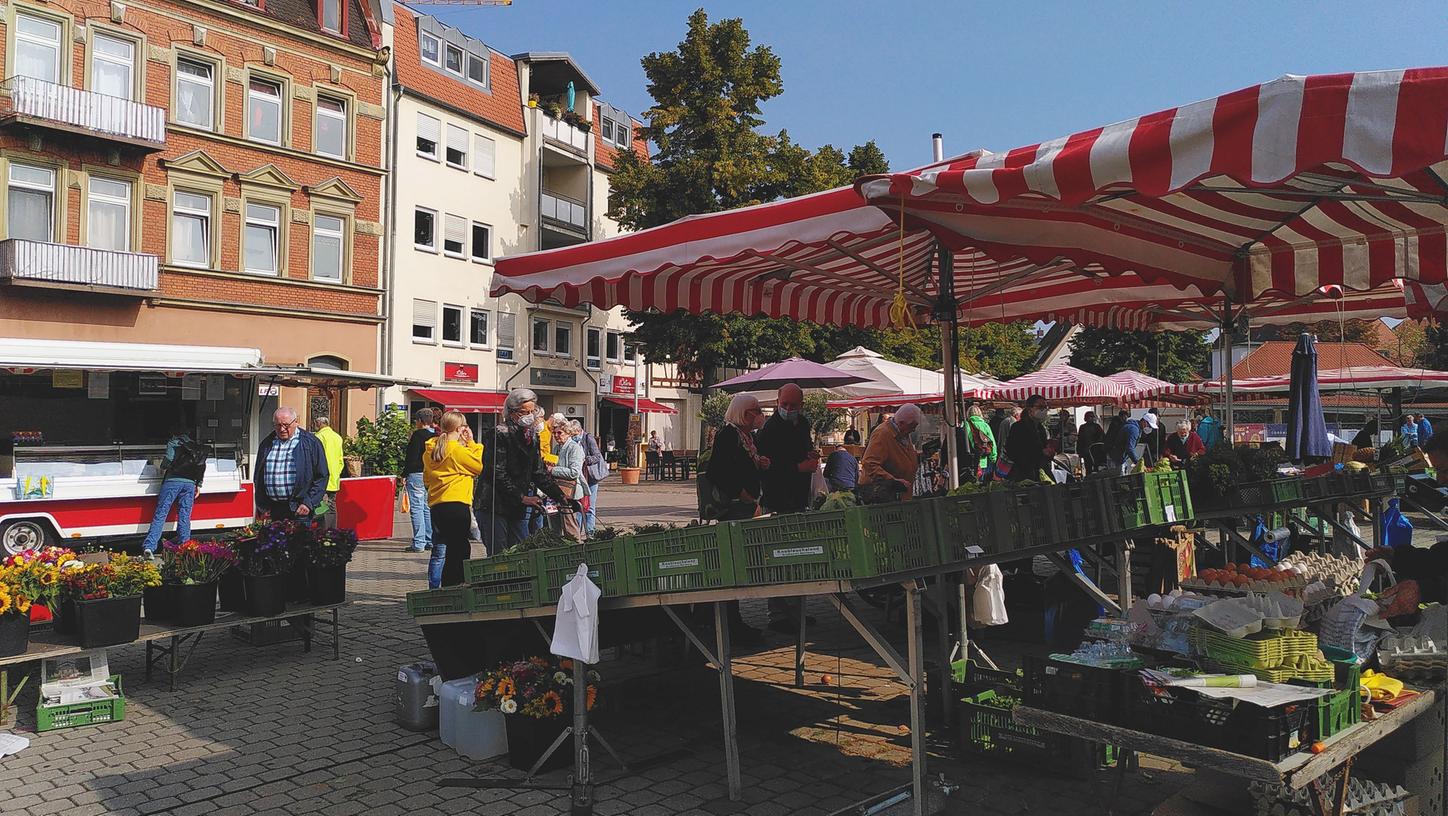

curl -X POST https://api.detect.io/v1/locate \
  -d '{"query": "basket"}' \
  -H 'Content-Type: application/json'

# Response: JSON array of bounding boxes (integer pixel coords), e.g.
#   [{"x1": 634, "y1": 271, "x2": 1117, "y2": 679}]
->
[
  {"x1": 36, "y1": 675, "x2": 125, "y2": 732},
  {"x1": 959, "y1": 689, "x2": 1119, "y2": 775},
  {"x1": 954, "y1": 658, "x2": 1024, "y2": 696},
  {"x1": 625, "y1": 524, "x2": 735, "y2": 594},
  {"x1": 731, "y1": 511, "x2": 854, "y2": 585},
  {"x1": 1145, "y1": 470, "x2": 1193, "y2": 525},
  {"x1": 231, "y1": 618, "x2": 306, "y2": 646},
  {"x1": 1302, "y1": 475, "x2": 1336, "y2": 501},
  {"x1": 930, "y1": 493, "x2": 1000, "y2": 563},
  {"x1": 844, "y1": 501, "x2": 938, "y2": 577},
  {"x1": 1101, "y1": 471, "x2": 1189, "y2": 532},
  {"x1": 462, "y1": 551, "x2": 540, "y2": 586},
  {"x1": 405, "y1": 586, "x2": 473, "y2": 617},
  {"x1": 1329, "y1": 470, "x2": 1374, "y2": 498},
  {"x1": 539, "y1": 540, "x2": 628, "y2": 600}
]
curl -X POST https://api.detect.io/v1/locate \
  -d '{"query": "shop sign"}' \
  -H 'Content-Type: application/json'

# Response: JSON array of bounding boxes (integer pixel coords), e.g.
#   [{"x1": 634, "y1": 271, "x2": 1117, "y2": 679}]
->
[
  {"x1": 530, "y1": 368, "x2": 576, "y2": 389},
  {"x1": 1231, "y1": 423, "x2": 1267, "y2": 444},
  {"x1": 442, "y1": 362, "x2": 479, "y2": 384},
  {"x1": 611, "y1": 375, "x2": 636, "y2": 396},
  {"x1": 257, "y1": 382, "x2": 281, "y2": 397},
  {"x1": 52, "y1": 370, "x2": 83, "y2": 389}
]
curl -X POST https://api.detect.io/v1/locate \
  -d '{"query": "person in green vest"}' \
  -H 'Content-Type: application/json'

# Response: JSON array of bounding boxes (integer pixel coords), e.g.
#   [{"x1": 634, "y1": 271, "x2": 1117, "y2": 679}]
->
[
  {"x1": 964, "y1": 404, "x2": 997, "y2": 483},
  {"x1": 312, "y1": 416, "x2": 345, "y2": 529}
]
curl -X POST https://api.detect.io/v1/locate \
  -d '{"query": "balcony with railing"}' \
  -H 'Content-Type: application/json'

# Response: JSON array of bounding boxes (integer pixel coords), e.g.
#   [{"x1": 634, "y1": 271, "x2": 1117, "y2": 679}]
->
[
  {"x1": 0, "y1": 76, "x2": 166, "y2": 150},
  {"x1": 540, "y1": 190, "x2": 588, "y2": 238},
  {"x1": 534, "y1": 107, "x2": 590, "y2": 157},
  {"x1": 0, "y1": 240, "x2": 159, "y2": 295}
]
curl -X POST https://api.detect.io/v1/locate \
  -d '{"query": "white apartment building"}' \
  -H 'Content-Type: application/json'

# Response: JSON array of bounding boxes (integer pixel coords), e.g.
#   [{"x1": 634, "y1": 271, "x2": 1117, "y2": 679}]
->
[{"x1": 380, "y1": 6, "x2": 700, "y2": 448}]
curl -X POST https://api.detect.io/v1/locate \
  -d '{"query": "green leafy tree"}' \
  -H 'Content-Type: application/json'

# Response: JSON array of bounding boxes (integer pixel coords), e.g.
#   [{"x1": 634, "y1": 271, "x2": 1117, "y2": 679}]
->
[
  {"x1": 803, "y1": 393, "x2": 847, "y2": 441},
  {"x1": 1422, "y1": 320, "x2": 1448, "y2": 370},
  {"x1": 1069, "y1": 327, "x2": 1211, "y2": 383},
  {"x1": 344, "y1": 408, "x2": 412, "y2": 487},
  {"x1": 958, "y1": 323, "x2": 1041, "y2": 379}
]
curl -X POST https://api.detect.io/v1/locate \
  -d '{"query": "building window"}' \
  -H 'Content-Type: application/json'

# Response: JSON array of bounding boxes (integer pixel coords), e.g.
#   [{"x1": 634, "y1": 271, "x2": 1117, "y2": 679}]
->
[
  {"x1": 6, "y1": 164, "x2": 53, "y2": 242},
  {"x1": 86, "y1": 176, "x2": 131, "y2": 251},
  {"x1": 312, "y1": 214, "x2": 344, "y2": 282},
  {"x1": 442, "y1": 214, "x2": 466, "y2": 258},
  {"x1": 622, "y1": 340, "x2": 636, "y2": 363},
  {"x1": 585, "y1": 328, "x2": 601, "y2": 370},
  {"x1": 470, "y1": 222, "x2": 491, "y2": 263},
  {"x1": 445, "y1": 124, "x2": 468, "y2": 169},
  {"x1": 14, "y1": 13, "x2": 62, "y2": 84},
  {"x1": 473, "y1": 134, "x2": 496, "y2": 178},
  {"x1": 247, "y1": 77, "x2": 283, "y2": 145},
  {"x1": 442, "y1": 304, "x2": 463, "y2": 345},
  {"x1": 496, "y1": 312, "x2": 516, "y2": 361},
  {"x1": 554, "y1": 323, "x2": 572, "y2": 359},
  {"x1": 469, "y1": 309, "x2": 489, "y2": 347},
  {"x1": 175, "y1": 58, "x2": 215, "y2": 129},
  {"x1": 416, "y1": 113, "x2": 440, "y2": 160},
  {"x1": 466, "y1": 52, "x2": 487, "y2": 87},
  {"x1": 444, "y1": 43, "x2": 463, "y2": 76},
  {"x1": 244, "y1": 203, "x2": 281, "y2": 275},
  {"x1": 414, "y1": 207, "x2": 436, "y2": 251},
  {"x1": 531, "y1": 318, "x2": 550, "y2": 354},
  {"x1": 412, "y1": 299, "x2": 436, "y2": 342},
  {"x1": 315, "y1": 96, "x2": 347, "y2": 159},
  {"x1": 319, "y1": 0, "x2": 342, "y2": 34},
  {"x1": 91, "y1": 32, "x2": 135, "y2": 100},
  {"x1": 420, "y1": 32, "x2": 440, "y2": 66},
  {"x1": 605, "y1": 331, "x2": 621, "y2": 363},
  {"x1": 171, "y1": 190, "x2": 211, "y2": 268}
]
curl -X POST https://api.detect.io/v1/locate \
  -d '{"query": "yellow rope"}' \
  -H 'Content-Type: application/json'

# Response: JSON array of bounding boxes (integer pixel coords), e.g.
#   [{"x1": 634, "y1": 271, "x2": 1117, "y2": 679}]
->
[{"x1": 890, "y1": 192, "x2": 917, "y2": 332}]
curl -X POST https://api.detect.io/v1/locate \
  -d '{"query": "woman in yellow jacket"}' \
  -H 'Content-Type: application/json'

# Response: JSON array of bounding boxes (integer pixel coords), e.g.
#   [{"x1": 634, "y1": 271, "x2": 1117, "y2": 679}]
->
[{"x1": 423, "y1": 411, "x2": 483, "y2": 588}]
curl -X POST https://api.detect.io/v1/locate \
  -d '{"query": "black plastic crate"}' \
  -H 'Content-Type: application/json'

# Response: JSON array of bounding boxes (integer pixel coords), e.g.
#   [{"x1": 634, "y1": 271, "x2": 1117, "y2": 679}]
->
[
  {"x1": 1057, "y1": 481, "x2": 1114, "y2": 542},
  {"x1": 1129, "y1": 682, "x2": 1313, "y2": 761},
  {"x1": 1022, "y1": 655, "x2": 1135, "y2": 726},
  {"x1": 960, "y1": 690, "x2": 1119, "y2": 777}
]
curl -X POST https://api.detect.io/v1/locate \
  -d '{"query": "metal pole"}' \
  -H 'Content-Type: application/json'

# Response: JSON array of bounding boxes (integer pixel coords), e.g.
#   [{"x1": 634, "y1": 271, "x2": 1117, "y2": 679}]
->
[
  {"x1": 937, "y1": 242, "x2": 961, "y2": 491},
  {"x1": 904, "y1": 583, "x2": 927, "y2": 816},
  {"x1": 570, "y1": 658, "x2": 592, "y2": 815},
  {"x1": 712, "y1": 602, "x2": 742, "y2": 801},
  {"x1": 1221, "y1": 293, "x2": 1235, "y2": 444}
]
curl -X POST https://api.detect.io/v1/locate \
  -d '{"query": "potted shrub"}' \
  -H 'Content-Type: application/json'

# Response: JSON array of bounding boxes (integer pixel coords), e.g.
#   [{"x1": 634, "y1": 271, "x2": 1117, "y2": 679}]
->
[
  {"x1": 306, "y1": 528, "x2": 357, "y2": 605},
  {"x1": 234, "y1": 520, "x2": 293, "y2": 617},
  {"x1": 0, "y1": 548, "x2": 69, "y2": 656},
  {"x1": 163, "y1": 539, "x2": 238, "y2": 627},
  {"x1": 474, "y1": 657, "x2": 598, "y2": 772},
  {"x1": 69, "y1": 554, "x2": 160, "y2": 649}
]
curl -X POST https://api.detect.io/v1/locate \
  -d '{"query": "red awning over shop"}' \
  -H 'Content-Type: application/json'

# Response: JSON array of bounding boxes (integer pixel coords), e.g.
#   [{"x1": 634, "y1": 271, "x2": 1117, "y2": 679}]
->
[
  {"x1": 603, "y1": 396, "x2": 677, "y2": 414},
  {"x1": 412, "y1": 388, "x2": 507, "y2": 413}
]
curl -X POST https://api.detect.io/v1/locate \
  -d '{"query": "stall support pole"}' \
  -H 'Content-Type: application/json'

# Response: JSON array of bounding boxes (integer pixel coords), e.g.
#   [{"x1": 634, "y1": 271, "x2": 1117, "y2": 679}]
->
[
  {"x1": 1221, "y1": 294, "x2": 1235, "y2": 443},
  {"x1": 936, "y1": 242, "x2": 961, "y2": 492},
  {"x1": 905, "y1": 582, "x2": 927, "y2": 816},
  {"x1": 1115, "y1": 541, "x2": 1133, "y2": 612},
  {"x1": 713, "y1": 602, "x2": 742, "y2": 802},
  {"x1": 932, "y1": 578, "x2": 954, "y2": 729},
  {"x1": 570, "y1": 658, "x2": 593, "y2": 816}
]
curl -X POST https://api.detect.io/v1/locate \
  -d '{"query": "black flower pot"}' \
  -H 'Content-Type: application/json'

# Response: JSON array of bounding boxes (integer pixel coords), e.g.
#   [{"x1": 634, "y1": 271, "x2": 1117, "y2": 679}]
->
[
  {"x1": 218, "y1": 569, "x2": 247, "y2": 612},
  {"x1": 504, "y1": 714, "x2": 571, "y2": 773},
  {"x1": 175, "y1": 582, "x2": 218, "y2": 627},
  {"x1": 244, "y1": 574, "x2": 287, "y2": 618},
  {"x1": 307, "y1": 566, "x2": 346, "y2": 605},
  {"x1": 76, "y1": 595, "x2": 142, "y2": 648},
  {"x1": 285, "y1": 565, "x2": 311, "y2": 605},
  {"x1": 144, "y1": 585, "x2": 176, "y2": 623},
  {"x1": 53, "y1": 599, "x2": 77, "y2": 635},
  {"x1": 0, "y1": 613, "x2": 29, "y2": 657}
]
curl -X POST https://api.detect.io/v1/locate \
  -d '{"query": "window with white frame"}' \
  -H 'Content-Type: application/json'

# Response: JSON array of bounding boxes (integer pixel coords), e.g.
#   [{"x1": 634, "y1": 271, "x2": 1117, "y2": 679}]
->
[
  {"x1": 171, "y1": 190, "x2": 211, "y2": 267},
  {"x1": 420, "y1": 32, "x2": 440, "y2": 66},
  {"x1": 466, "y1": 52, "x2": 487, "y2": 87},
  {"x1": 445, "y1": 124, "x2": 468, "y2": 169},
  {"x1": 175, "y1": 58, "x2": 215, "y2": 129},
  {"x1": 416, "y1": 113, "x2": 440, "y2": 160},
  {"x1": 412, "y1": 299, "x2": 436, "y2": 342},
  {"x1": 442, "y1": 214, "x2": 466, "y2": 257},
  {"x1": 600, "y1": 118, "x2": 614, "y2": 145},
  {"x1": 444, "y1": 43, "x2": 463, "y2": 76},
  {"x1": 86, "y1": 176, "x2": 131, "y2": 251},
  {"x1": 243, "y1": 202, "x2": 282, "y2": 275},
  {"x1": 554, "y1": 322, "x2": 572, "y2": 359},
  {"x1": 247, "y1": 77, "x2": 283, "y2": 145},
  {"x1": 319, "y1": 0, "x2": 342, "y2": 34},
  {"x1": 602, "y1": 115, "x2": 631, "y2": 149},
  {"x1": 585, "y1": 327, "x2": 601, "y2": 370},
  {"x1": 605, "y1": 331, "x2": 621, "y2": 363},
  {"x1": 531, "y1": 317, "x2": 550, "y2": 354},
  {"x1": 315, "y1": 96, "x2": 347, "y2": 159},
  {"x1": 14, "y1": 13, "x2": 62, "y2": 84},
  {"x1": 470, "y1": 222, "x2": 491, "y2": 263},
  {"x1": 496, "y1": 312, "x2": 516, "y2": 361},
  {"x1": 91, "y1": 32, "x2": 135, "y2": 100},
  {"x1": 414, "y1": 207, "x2": 437, "y2": 251},
  {"x1": 469, "y1": 309, "x2": 489, "y2": 347},
  {"x1": 472, "y1": 134, "x2": 496, "y2": 178},
  {"x1": 7, "y1": 163, "x2": 53, "y2": 242},
  {"x1": 312, "y1": 214, "x2": 344, "y2": 282},
  {"x1": 442, "y1": 304, "x2": 463, "y2": 345}
]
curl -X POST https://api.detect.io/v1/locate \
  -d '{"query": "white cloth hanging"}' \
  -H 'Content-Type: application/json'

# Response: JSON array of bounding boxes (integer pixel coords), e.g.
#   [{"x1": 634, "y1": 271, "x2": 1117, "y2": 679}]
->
[
  {"x1": 550, "y1": 564, "x2": 601, "y2": 664},
  {"x1": 971, "y1": 564, "x2": 1009, "y2": 627}
]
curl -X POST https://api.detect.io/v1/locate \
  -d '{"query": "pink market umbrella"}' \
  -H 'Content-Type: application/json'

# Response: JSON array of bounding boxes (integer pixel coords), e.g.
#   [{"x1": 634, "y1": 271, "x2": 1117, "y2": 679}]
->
[
  {"x1": 714, "y1": 357, "x2": 872, "y2": 393},
  {"x1": 986, "y1": 364, "x2": 1127, "y2": 404}
]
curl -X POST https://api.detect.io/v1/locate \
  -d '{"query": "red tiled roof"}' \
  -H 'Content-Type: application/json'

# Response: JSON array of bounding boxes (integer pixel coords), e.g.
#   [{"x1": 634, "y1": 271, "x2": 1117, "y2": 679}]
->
[
  {"x1": 1232, "y1": 341, "x2": 1395, "y2": 380},
  {"x1": 392, "y1": 5, "x2": 526, "y2": 137},
  {"x1": 593, "y1": 101, "x2": 649, "y2": 171}
]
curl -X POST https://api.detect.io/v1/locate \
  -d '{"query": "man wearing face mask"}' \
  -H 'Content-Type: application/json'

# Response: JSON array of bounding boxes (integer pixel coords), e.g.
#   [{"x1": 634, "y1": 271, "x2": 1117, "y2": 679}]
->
[
  {"x1": 1005, "y1": 394, "x2": 1052, "y2": 482},
  {"x1": 474, "y1": 389, "x2": 577, "y2": 552},
  {"x1": 755, "y1": 383, "x2": 820, "y2": 633}
]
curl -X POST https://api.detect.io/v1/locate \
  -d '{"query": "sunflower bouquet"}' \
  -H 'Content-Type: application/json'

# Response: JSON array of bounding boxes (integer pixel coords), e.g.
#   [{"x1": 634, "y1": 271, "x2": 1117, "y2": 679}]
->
[
  {"x1": 0, "y1": 547, "x2": 74, "y2": 614},
  {"x1": 473, "y1": 657, "x2": 599, "y2": 719}
]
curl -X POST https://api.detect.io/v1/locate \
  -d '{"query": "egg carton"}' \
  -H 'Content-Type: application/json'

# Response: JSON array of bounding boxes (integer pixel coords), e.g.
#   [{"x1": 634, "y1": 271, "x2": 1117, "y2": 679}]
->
[
  {"x1": 1181, "y1": 576, "x2": 1306, "y2": 595},
  {"x1": 1250, "y1": 778, "x2": 1409, "y2": 816}
]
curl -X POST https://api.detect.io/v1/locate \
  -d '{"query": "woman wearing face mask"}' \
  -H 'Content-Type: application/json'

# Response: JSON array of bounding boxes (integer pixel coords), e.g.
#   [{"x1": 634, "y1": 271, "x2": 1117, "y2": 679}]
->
[
  {"x1": 1006, "y1": 394, "x2": 1052, "y2": 482},
  {"x1": 702, "y1": 393, "x2": 768, "y2": 646},
  {"x1": 474, "y1": 389, "x2": 577, "y2": 552},
  {"x1": 1164, "y1": 419, "x2": 1206, "y2": 465}
]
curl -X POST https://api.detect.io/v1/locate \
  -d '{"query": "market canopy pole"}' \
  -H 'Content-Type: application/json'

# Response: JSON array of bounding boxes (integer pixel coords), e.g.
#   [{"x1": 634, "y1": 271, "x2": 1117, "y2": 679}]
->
[
  {"x1": 936, "y1": 241, "x2": 961, "y2": 491},
  {"x1": 1222, "y1": 294, "x2": 1235, "y2": 444}
]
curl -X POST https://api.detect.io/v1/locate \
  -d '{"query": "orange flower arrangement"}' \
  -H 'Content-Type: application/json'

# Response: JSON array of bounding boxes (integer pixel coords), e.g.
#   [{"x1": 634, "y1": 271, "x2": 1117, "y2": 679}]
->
[{"x1": 472, "y1": 657, "x2": 599, "y2": 720}]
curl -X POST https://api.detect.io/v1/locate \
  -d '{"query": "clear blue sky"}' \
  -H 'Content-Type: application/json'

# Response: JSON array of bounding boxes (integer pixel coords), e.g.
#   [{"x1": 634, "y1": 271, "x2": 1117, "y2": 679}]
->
[{"x1": 419, "y1": 1, "x2": 1444, "y2": 171}]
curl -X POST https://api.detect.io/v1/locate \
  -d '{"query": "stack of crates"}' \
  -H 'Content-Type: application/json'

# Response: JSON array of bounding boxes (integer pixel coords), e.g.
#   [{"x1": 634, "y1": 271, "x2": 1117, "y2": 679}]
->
[
  {"x1": 731, "y1": 500, "x2": 939, "y2": 586},
  {"x1": 405, "y1": 550, "x2": 543, "y2": 617},
  {"x1": 625, "y1": 524, "x2": 735, "y2": 594},
  {"x1": 960, "y1": 659, "x2": 1117, "y2": 776},
  {"x1": 538, "y1": 539, "x2": 628, "y2": 602}
]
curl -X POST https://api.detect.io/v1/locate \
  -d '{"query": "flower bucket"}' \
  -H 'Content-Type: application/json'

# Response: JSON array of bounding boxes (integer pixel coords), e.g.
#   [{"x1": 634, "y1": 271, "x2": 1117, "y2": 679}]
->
[
  {"x1": 144, "y1": 585, "x2": 176, "y2": 623},
  {"x1": 244, "y1": 574, "x2": 287, "y2": 618},
  {"x1": 218, "y1": 570, "x2": 246, "y2": 612},
  {"x1": 504, "y1": 714, "x2": 571, "y2": 773},
  {"x1": 76, "y1": 596, "x2": 142, "y2": 649},
  {"x1": 53, "y1": 599, "x2": 78, "y2": 635},
  {"x1": 285, "y1": 565, "x2": 310, "y2": 604},
  {"x1": 307, "y1": 566, "x2": 346, "y2": 605},
  {"x1": 174, "y1": 582, "x2": 218, "y2": 627},
  {"x1": 0, "y1": 613, "x2": 29, "y2": 657}
]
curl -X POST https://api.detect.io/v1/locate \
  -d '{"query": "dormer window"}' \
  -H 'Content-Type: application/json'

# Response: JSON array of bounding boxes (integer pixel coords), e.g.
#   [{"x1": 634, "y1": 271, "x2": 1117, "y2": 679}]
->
[{"x1": 319, "y1": 0, "x2": 342, "y2": 34}]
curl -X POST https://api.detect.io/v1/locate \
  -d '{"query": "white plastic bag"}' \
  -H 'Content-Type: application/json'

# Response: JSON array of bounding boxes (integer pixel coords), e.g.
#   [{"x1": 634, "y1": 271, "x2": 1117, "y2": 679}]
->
[{"x1": 971, "y1": 564, "x2": 1009, "y2": 627}]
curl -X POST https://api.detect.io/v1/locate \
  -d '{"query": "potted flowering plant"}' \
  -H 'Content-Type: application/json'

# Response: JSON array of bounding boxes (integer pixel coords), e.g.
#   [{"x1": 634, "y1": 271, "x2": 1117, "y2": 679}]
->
[
  {"x1": 20, "y1": 547, "x2": 80, "y2": 635},
  {"x1": 283, "y1": 519, "x2": 321, "y2": 604},
  {"x1": 66, "y1": 553, "x2": 160, "y2": 648},
  {"x1": 160, "y1": 539, "x2": 238, "y2": 626},
  {"x1": 0, "y1": 548, "x2": 68, "y2": 656},
  {"x1": 233, "y1": 519, "x2": 294, "y2": 617},
  {"x1": 305, "y1": 528, "x2": 357, "y2": 605},
  {"x1": 219, "y1": 521, "x2": 263, "y2": 611},
  {"x1": 473, "y1": 657, "x2": 599, "y2": 772}
]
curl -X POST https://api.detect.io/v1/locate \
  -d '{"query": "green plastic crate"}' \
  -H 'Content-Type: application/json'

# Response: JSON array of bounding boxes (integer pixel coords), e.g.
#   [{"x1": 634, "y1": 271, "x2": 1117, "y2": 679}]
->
[
  {"x1": 960, "y1": 689, "x2": 1118, "y2": 775},
  {"x1": 538, "y1": 539, "x2": 628, "y2": 601},
  {"x1": 1104, "y1": 471, "x2": 1192, "y2": 531},
  {"x1": 845, "y1": 501, "x2": 939, "y2": 577},
  {"x1": 1057, "y1": 481, "x2": 1114, "y2": 542},
  {"x1": 470, "y1": 578, "x2": 541, "y2": 611},
  {"x1": 624, "y1": 525, "x2": 734, "y2": 594},
  {"x1": 462, "y1": 551, "x2": 539, "y2": 586},
  {"x1": 1234, "y1": 478, "x2": 1303, "y2": 508},
  {"x1": 406, "y1": 586, "x2": 473, "y2": 617},
  {"x1": 36, "y1": 675, "x2": 124, "y2": 732},
  {"x1": 1144, "y1": 470, "x2": 1193, "y2": 524},
  {"x1": 930, "y1": 493, "x2": 1000, "y2": 563},
  {"x1": 993, "y1": 483, "x2": 1063, "y2": 551},
  {"x1": 731, "y1": 510, "x2": 854, "y2": 585},
  {"x1": 1314, "y1": 686, "x2": 1360, "y2": 740}
]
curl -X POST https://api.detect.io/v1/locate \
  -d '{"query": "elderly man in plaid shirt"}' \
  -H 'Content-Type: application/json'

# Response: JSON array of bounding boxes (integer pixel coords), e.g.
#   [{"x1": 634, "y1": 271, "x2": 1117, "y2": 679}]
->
[{"x1": 253, "y1": 407, "x2": 329, "y2": 520}]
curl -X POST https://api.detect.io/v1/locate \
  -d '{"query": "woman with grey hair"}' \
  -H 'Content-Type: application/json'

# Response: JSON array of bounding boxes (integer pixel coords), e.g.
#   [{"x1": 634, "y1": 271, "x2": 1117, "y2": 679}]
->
[
  {"x1": 702, "y1": 393, "x2": 767, "y2": 645},
  {"x1": 474, "y1": 388, "x2": 576, "y2": 551},
  {"x1": 549, "y1": 419, "x2": 586, "y2": 541}
]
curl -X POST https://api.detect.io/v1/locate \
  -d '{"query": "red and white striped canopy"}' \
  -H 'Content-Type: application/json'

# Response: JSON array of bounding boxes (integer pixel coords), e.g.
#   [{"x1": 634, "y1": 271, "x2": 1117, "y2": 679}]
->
[
  {"x1": 975, "y1": 364, "x2": 1127, "y2": 404},
  {"x1": 1105, "y1": 370, "x2": 1174, "y2": 393},
  {"x1": 860, "y1": 68, "x2": 1448, "y2": 302},
  {"x1": 1136, "y1": 365, "x2": 1448, "y2": 400}
]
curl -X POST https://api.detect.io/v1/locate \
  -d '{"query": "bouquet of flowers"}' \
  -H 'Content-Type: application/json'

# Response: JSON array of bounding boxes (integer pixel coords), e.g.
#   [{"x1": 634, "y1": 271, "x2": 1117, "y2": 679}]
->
[
  {"x1": 0, "y1": 547, "x2": 73, "y2": 613},
  {"x1": 60, "y1": 554, "x2": 160, "y2": 600},
  {"x1": 473, "y1": 657, "x2": 598, "y2": 719},
  {"x1": 307, "y1": 528, "x2": 358, "y2": 569},
  {"x1": 162, "y1": 539, "x2": 239, "y2": 585}
]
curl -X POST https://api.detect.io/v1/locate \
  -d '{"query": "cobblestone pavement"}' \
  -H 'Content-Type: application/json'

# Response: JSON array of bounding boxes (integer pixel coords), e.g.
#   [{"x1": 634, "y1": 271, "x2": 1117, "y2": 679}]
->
[{"x1": 0, "y1": 481, "x2": 1191, "y2": 815}]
